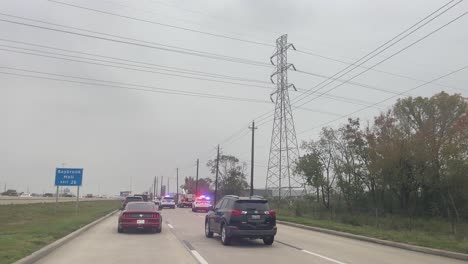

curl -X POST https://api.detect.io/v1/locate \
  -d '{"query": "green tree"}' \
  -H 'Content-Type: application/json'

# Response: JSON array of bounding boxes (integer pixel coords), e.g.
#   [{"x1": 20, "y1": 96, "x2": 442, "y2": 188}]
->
[
  {"x1": 180, "y1": 176, "x2": 212, "y2": 195},
  {"x1": 207, "y1": 154, "x2": 249, "y2": 198}
]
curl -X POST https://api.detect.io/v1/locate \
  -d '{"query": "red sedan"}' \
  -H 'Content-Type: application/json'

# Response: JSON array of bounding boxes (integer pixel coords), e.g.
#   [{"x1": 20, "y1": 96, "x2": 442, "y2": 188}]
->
[{"x1": 118, "y1": 202, "x2": 162, "y2": 233}]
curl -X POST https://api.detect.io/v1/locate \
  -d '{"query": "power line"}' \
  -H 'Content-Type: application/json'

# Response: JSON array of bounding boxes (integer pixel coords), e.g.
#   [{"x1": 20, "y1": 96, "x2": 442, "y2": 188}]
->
[
  {"x1": 294, "y1": 49, "x2": 467, "y2": 93},
  {"x1": 48, "y1": 0, "x2": 274, "y2": 47},
  {"x1": 0, "y1": 39, "x2": 269, "y2": 84},
  {"x1": 290, "y1": 0, "x2": 464, "y2": 108},
  {"x1": 0, "y1": 42, "x2": 384, "y2": 110},
  {"x1": 0, "y1": 46, "x2": 273, "y2": 90},
  {"x1": 0, "y1": 14, "x2": 271, "y2": 67},
  {"x1": 0, "y1": 67, "x2": 269, "y2": 103},
  {"x1": 297, "y1": 65, "x2": 468, "y2": 135},
  {"x1": 292, "y1": 10, "x2": 468, "y2": 113}
]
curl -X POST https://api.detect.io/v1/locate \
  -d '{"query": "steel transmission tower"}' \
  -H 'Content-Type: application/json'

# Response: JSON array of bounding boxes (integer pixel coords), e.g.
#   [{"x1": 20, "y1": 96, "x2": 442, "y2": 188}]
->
[{"x1": 266, "y1": 34, "x2": 304, "y2": 199}]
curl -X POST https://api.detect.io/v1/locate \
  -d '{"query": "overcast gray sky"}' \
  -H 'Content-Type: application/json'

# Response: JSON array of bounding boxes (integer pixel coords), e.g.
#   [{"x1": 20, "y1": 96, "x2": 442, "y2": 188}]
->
[{"x1": 2, "y1": 0, "x2": 468, "y2": 196}]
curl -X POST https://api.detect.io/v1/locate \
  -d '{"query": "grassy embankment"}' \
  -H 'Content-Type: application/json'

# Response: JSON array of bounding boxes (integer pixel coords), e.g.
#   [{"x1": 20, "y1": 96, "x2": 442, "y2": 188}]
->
[{"x1": 0, "y1": 200, "x2": 120, "y2": 264}]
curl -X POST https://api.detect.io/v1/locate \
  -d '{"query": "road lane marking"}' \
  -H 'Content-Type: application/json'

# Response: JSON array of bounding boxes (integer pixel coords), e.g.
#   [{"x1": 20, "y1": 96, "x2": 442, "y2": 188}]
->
[
  {"x1": 183, "y1": 240, "x2": 209, "y2": 264},
  {"x1": 192, "y1": 250, "x2": 209, "y2": 264},
  {"x1": 168, "y1": 224, "x2": 174, "y2": 229},
  {"x1": 301, "y1": 250, "x2": 347, "y2": 264},
  {"x1": 277, "y1": 240, "x2": 347, "y2": 264}
]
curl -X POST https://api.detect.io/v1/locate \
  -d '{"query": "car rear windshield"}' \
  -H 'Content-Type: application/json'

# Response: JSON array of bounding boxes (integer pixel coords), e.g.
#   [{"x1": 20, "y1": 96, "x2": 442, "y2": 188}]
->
[
  {"x1": 125, "y1": 197, "x2": 143, "y2": 201},
  {"x1": 127, "y1": 203, "x2": 155, "y2": 211},
  {"x1": 234, "y1": 200, "x2": 270, "y2": 211},
  {"x1": 163, "y1": 197, "x2": 174, "y2": 201}
]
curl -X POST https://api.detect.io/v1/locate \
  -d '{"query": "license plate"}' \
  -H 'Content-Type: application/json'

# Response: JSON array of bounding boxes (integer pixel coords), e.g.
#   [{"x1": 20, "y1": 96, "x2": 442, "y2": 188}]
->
[
  {"x1": 137, "y1": 220, "x2": 145, "y2": 224},
  {"x1": 251, "y1": 215, "x2": 260, "y2": 220}
]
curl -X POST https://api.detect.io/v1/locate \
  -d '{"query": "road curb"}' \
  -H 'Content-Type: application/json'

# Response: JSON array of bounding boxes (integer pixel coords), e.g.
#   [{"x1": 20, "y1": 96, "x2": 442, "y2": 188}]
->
[
  {"x1": 277, "y1": 220, "x2": 468, "y2": 261},
  {"x1": 14, "y1": 209, "x2": 119, "y2": 264}
]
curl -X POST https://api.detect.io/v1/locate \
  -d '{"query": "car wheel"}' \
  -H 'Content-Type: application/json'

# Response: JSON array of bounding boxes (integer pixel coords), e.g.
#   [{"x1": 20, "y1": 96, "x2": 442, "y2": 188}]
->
[
  {"x1": 220, "y1": 225, "x2": 231, "y2": 245},
  {"x1": 155, "y1": 226, "x2": 162, "y2": 233},
  {"x1": 263, "y1": 236, "x2": 274, "y2": 245},
  {"x1": 205, "y1": 221, "x2": 213, "y2": 238},
  {"x1": 117, "y1": 227, "x2": 124, "y2": 233},
  {"x1": 192, "y1": 208, "x2": 195, "y2": 212}
]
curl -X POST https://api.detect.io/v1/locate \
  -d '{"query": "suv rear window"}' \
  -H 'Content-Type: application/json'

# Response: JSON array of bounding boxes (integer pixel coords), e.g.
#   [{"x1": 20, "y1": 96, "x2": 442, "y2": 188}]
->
[
  {"x1": 125, "y1": 197, "x2": 143, "y2": 202},
  {"x1": 234, "y1": 200, "x2": 270, "y2": 211}
]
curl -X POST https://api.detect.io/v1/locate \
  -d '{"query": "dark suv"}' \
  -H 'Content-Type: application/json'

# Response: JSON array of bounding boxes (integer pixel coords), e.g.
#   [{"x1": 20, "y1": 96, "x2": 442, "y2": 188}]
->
[{"x1": 204, "y1": 195, "x2": 277, "y2": 245}]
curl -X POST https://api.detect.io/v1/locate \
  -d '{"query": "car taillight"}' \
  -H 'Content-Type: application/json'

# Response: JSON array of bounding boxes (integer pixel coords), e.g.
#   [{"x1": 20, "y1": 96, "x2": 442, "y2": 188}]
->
[
  {"x1": 123, "y1": 213, "x2": 130, "y2": 218},
  {"x1": 153, "y1": 213, "x2": 159, "y2": 219},
  {"x1": 231, "y1": 210, "x2": 242, "y2": 216},
  {"x1": 265, "y1": 210, "x2": 276, "y2": 217}
]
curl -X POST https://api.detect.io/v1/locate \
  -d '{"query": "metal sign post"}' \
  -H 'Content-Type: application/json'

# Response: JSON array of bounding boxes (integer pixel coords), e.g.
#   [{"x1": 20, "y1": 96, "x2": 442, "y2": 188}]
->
[
  {"x1": 76, "y1": 186, "x2": 80, "y2": 215},
  {"x1": 55, "y1": 186, "x2": 59, "y2": 214},
  {"x1": 54, "y1": 168, "x2": 83, "y2": 215}
]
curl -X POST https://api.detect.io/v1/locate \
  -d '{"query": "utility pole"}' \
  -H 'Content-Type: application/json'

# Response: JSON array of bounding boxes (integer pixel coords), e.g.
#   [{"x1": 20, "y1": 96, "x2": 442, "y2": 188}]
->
[
  {"x1": 176, "y1": 168, "x2": 179, "y2": 204},
  {"x1": 153, "y1": 176, "x2": 157, "y2": 199},
  {"x1": 167, "y1": 177, "x2": 170, "y2": 195},
  {"x1": 195, "y1": 159, "x2": 199, "y2": 195},
  {"x1": 249, "y1": 121, "x2": 258, "y2": 196},
  {"x1": 214, "y1": 145, "x2": 220, "y2": 205},
  {"x1": 161, "y1": 176, "x2": 164, "y2": 196}
]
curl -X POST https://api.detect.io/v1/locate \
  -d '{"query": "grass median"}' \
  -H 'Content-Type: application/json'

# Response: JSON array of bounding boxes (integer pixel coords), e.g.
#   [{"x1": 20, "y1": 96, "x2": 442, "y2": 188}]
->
[
  {"x1": 278, "y1": 214, "x2": 468, "y2": 254},
  {"x1": 0, "y1": 200, "x2": 120, "y2": 264}
]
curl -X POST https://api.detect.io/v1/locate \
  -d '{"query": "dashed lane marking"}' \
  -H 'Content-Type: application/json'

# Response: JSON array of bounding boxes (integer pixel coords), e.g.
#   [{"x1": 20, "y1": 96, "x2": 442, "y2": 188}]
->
[{"x1": 277, "y1": 240, "x2": 347, "y2": 264}]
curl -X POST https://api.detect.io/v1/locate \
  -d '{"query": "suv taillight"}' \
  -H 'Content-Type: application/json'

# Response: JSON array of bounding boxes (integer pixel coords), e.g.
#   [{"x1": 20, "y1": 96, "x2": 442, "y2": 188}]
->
[
  {"x1": 153, "y1": 213, "x2": 159, "y2": 219},
  {"x1": 265, "y1": 210, "x2": 276, "y2": 217},
  {"x1": 231, "y1": 210, "x2": 242, "y2": 216}
]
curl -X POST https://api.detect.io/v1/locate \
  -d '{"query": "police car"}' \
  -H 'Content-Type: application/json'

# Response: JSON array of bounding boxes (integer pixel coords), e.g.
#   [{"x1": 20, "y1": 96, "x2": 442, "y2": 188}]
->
[
  {"x1": 192, "y1": 195, "x2": 212, "y2": 212},
  {"x1": 160, "y1": 196, "x2": 176, "y2": 209}
]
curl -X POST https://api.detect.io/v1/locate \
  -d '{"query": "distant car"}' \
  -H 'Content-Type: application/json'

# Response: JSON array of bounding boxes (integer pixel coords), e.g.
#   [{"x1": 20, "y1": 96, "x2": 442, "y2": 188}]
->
[
  {"x1": 205, "y1": 195, "x2": 277, "y2": 245},
  {"x1": 192, "y1": 196, "x2": 212, "y2": 212},
  {"x1": 160, "y1": 196, "x2": 176, "y2": 209},
  {"x1": 121, "y1": 196, "x2": 144, "y2": 210},
  {"x1": 133, "y1": 194, "x2": 149, "y2": 202},
  {"x1": 20, "y1": 193, "x2": 31, "y2": 197},
  {"x1": 1, "y1": 189, "x2": 18, "y2": 196},
  {"x1": 153, "y1": 197, "x2": 161, "y2": 206},
  {"x1": 118, "y1": 202, "x2": 162, "y2": 233},
  {"x1": 43, "y1": 193, "x2": 54, "y2": 197}
]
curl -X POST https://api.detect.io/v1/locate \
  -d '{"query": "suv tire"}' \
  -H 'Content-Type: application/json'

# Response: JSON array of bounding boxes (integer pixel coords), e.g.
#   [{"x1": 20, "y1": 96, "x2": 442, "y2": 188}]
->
[
  {"x1": 117, "y1": 227, "x2": 124, "y2": 233},
  {"x1": 205, "y1": 221, "x2": 213, "y2": 238},
  {"x1": 263, "y1": 236, "x2": 274, "y2": 245},
  {"x1": 220, "y1": 225, "x2": 231, "y2": 245}
]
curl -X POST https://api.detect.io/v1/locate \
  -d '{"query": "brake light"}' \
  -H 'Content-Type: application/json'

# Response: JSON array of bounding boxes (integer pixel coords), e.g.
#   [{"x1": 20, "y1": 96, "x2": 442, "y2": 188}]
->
[
  {"x1": 123, "y1": 213, "x2": 130, "y2": 218},
  {"x1": 231, "y1": 210, "x2": 242, "y2": 216},
  {"x1": 153, "y1": 213, "x2": 159, "y2": 219},
  {"x1": 265, "y1": 210, "x2": 276, "y2": 217}
]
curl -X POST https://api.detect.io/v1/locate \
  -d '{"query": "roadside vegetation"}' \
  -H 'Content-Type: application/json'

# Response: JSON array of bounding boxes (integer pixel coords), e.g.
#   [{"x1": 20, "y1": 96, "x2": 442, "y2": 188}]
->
[
  {"x1": 277, "y1": 92, "x2": 468, "y2": 254},
  {"x1": 0, "y1": 200, "x2": 120, "y2": 264}
]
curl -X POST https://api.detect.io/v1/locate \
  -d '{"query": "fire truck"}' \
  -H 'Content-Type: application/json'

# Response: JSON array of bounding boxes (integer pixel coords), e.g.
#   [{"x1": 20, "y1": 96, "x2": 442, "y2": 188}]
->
[{"x1": 177, "y1": 194, "x2": 195, "y2": 208}]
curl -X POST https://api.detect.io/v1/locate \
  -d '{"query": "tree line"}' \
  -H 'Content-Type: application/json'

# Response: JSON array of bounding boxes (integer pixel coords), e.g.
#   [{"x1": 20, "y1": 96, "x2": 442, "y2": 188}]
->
[{"x1": 296, "y1": 92, "x2": 468, "y2": 231}]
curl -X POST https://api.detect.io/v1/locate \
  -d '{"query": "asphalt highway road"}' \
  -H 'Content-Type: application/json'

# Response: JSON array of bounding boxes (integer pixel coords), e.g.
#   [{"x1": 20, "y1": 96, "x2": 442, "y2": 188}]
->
[{"x1": 35, "y1": 208, "x2": 467, "y2": 264}]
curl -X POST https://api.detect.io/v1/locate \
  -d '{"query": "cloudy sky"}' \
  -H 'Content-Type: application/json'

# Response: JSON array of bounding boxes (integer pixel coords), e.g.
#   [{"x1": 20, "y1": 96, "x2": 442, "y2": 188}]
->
[{"x1": 2, "y1": 0, "x2": 467, "y2": 196}]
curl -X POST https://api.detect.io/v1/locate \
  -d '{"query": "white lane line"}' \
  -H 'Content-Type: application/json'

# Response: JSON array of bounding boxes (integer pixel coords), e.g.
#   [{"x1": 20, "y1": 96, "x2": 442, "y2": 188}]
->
[
  {"x1": 168, "y1": 224, "x2": 174, "y2": 229},
  {"x1": 301, "y1": 249, "x2": 347, "y2": 264},
  {"x1": 191, "y1": 250, "x2": 209, "y2": 264}
]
